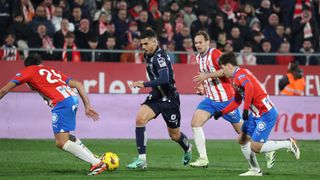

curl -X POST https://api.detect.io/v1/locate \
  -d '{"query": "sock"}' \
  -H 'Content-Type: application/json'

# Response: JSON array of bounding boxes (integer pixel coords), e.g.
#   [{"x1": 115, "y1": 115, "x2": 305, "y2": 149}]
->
[
  {"x1": 176, "y1": 132, "x2": 190, "y2": 152},
  {"x1": 260, "y1": 140, "x2": 291, "y2": 153},
  {"x1": 138, "y1": 154, "x2": 146, "y2": 161},
  {"x1": 63, "y1": 140, "x2": 100, "y2": 165},
  {"x1": 69, "y1": 134, "x2": 95, "y2": 156},
  {"x1": 192, "y1": 127, "x2": 208, "y2": 160},
  {"x1": 240, "y1": 142, "x2": 260, "y2": 170},
  {"x1": 136, "y1": 127, "x2": 147, "y2": 155}
]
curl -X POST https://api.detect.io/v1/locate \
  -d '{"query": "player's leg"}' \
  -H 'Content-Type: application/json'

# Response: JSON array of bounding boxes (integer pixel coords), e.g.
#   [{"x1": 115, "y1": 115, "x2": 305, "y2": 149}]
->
[
  {"x1": 167, "y1": 127, "x2": 192, "y2": 165},
  {"x1": 190, "y1": 109, "x2": 211, "y2": 167},
  {"x1": 69, "y1": 134, "x2": 95, "y2": 157},
  {"x1": 250, "y1": 108, "x2": 300, "y2": 160},
  {"x1": 238, "y1": 116, "x2": 262, "y2": 176},
  {"x1": 52, "y1": 97, "x2": 106, "y2": 175},
  {"x1": 127, "y1": 104, "x2": 157, "y2": 169}
]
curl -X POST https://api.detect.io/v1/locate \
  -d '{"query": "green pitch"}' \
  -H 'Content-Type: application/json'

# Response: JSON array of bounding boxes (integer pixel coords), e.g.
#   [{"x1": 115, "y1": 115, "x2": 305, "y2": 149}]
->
[{"x1": 0, "y1": 139, "x2": 319, "y2": 179}]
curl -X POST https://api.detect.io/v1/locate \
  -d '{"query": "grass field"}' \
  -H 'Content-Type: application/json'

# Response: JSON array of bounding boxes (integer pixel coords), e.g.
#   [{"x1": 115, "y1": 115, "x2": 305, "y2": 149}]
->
[{"x1": 0, "y1": 139, "x2": 319, "y2": 179}]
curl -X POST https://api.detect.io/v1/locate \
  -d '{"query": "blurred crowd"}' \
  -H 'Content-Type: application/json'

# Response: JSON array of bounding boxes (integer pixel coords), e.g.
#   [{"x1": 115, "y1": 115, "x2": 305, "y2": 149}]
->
[{"x1": 0, "y1": 0, "x2": 320, "y2": 65}]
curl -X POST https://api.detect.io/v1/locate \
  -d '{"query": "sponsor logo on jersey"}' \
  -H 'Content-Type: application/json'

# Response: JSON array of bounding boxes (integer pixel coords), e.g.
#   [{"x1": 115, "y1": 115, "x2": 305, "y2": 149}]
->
[
  {"x1": 157, "y1": 57, "x2": 167, "y2": 68},
  {"x1": 15, "y1": 73, "x2": 22, "y2": 77}
]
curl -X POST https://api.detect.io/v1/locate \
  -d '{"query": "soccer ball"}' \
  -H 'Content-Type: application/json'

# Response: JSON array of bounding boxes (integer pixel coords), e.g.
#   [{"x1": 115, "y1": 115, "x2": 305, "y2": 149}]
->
[{"x1": 102, "y1": 152, "x2": 120, "y2": 171}]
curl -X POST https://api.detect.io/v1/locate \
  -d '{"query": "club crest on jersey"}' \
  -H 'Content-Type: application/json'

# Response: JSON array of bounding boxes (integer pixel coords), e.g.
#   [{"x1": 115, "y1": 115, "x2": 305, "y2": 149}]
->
[
  {"x1": 52, "y1": 113, "x2": 59, "y2": 123},
  {"x1": 157, "y1": 57, "x2": 167, "y2": 68},
  {"x1": 15, "y1": 73, "x2": 22, "y2": 77},
  {"x1": 257, "y1": 121, "x2": 266, "y2": 132}
]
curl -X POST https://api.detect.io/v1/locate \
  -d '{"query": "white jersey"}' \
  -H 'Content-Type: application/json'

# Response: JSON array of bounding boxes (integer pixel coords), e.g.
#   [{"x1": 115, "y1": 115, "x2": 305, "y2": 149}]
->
[{"x1": 196, "y1": 48, "x2": 234, "y2": 102}]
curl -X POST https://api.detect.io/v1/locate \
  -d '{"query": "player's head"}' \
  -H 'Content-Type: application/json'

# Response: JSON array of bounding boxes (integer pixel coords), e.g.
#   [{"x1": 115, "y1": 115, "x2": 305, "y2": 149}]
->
[
  {"x1": 218, "y1": 52, "x2": 238, "y2": 77},
  {"x1": 194, "y1": 31, "x2": 210, "y2": 54},
  {"x1": 140, "y1": 29, "x2": 158, "y2": 55},
  {"x1": 24, "y1": 54, "x2": 43, "y2": 67}
]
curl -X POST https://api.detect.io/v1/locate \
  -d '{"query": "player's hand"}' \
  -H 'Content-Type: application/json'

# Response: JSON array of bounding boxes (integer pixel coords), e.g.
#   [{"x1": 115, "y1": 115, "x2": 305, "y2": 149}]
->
[
  {"x1": 85, "y1": 107, "x2": 99, "y2": 121},
  {"x1": 242, "y1": 110, "x2": 249, "y2": 121},
  {"x1": 129, "y1": 81, "x2": 144, "y2": 88},
  {"x1": 194, "y1": 85, "x2": 204, "y2": 95},
  {"x1": 214, "y1": 111, "x2": 222, "y2": 120},
  {"x1": 193, "y1": 72, "x2": 209, "y2": 84}
]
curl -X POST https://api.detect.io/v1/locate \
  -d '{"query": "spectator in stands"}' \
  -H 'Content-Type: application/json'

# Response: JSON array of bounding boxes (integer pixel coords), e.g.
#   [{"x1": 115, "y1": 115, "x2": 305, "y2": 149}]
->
[
  {"x1": 0, "y1": 0, "x2": 13, "y2": 44},
  {"x1": 263, "y1": 13, "x2": 280, "y2": 51},
  {"x1": 224, "y1": 41, "x2": 234, "y2": 53},
  {"x1": 41, "y1": 0, "x2": 55, "y2": 20},
  {"x1": 272, "y1": 24, "x2": 289, "y2": 51},
  {"x1": 179, "y1": 37, "x2": 196, "y2": 64},
  {"x1": 291, "y1": 6, "x2": 319, "y2": 52},
  {"x1": 94, "y1": 0, "x2": 112, "y2": 21},
  {"x1": 53, "y1": 19, "x2": 71, "y2": 49},
  {"x1": 82, "y1": 35, "x2": 104, "y2": 62},
  {"x1": 155, "y1": 10, "x2": 174, "y2": 42},
  {"x1": 148, "y1": 0, "x2": 162, "y2": 21},
  {"x1": 250, "y1": 31, "x2": 264, "y2": 52},
  {"x1": 136, "y1": 10, "x2": 153, "y2": 33},
  {"x1": 113, "y1": 9, "x2": 129, "y2": 47},
  {"x1": 101, "y1": 36, "x2": 119, "y2": 62},
  {"x1": 125, "y1": 21, "x2": 140, "y2": 45},
  {"x1": 167, "y1": 40, "x2": 178, "y2": 63},
  {"x1": 128, "y1": 2, "x2": 144, "y2": 21},
  {"x1": 28, "y1": 24, "x2": 55, "y2": 60},
  {"x1": 236, "y1": 12, "x2": 250, "y2": 41},
  {"x1": 169, "y1": 1, "x2": 180, "y2": 22},
  {"x1": 191, "y1": 12, "x2": 210, "y2": 39},
  {"x1": 279, "y1": 60, "x2": 305, "y2": 96},
  {"x1": 256, "y1": 39, "x2": 275, "y2": 64},
  {"x1": 74, "y1": 18, "x2": 93, "y2": 49},
  {"x1": 72, "y1": 0, "x2": 92, "y2": 20},
  {"x1": 58, "y1": 0, "x2": 71, "y2": 18},
  {"x1": 51, "y1": 6, "x2": 64, "y2": 32},
  {"x1": 29, "y1": 5, "x2": 55, "y2": 37},
  {"x1": 181, "y1": 1, "x2": 197, "y2": 28},
  {"x1": 275, "y1": 41, "x2": 294, "y2": 65},
  {"x1": 173, "y1": 26, "x2": 190, "y2": 51},
  {"x1": 0, "y1": 33, "x2": 20, "y2": 61},
  {"x1": 236, "y1": 43, "x2": 256, "y2": 65},
  {"x1": 13, "y1": 0, "x2": 35, "y2": 23},
  {"x1": 255, "y1": 0, "x2": 272, "y2": 29},
  {"x1": 69, "y1": 6, "x2": 83, "y2": 30},
  {"x1": 229, "y1": 26, "x2": 244, "y2": 52},
  {"x1": 209, "y1": 13, "x2": 226, "y2": 41},
  {"x1": 8, "y1": 13, "x2": 32, "y2": 43},
  {"x1": 62, "y1": 32, "x2": 81, "y2": 62},
  {"x1": 120, "y1": 35, "x2": 143, "y2": 63},
  {"x1": 94, "y1": 12, "x2": 112, "y2": 36},
  {"x1": 297, "y1": 39, "x2": 319, "y2": 65},
  {"x1": 216, "y1": 31, "x2": 227, "y2": 51}
]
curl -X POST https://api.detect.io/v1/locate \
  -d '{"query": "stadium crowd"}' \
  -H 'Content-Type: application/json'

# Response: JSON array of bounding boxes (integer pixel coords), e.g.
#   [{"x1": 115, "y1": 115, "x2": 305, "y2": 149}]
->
[{"x1": 0, "y1": 0, "x2": 320, "y2": 65}]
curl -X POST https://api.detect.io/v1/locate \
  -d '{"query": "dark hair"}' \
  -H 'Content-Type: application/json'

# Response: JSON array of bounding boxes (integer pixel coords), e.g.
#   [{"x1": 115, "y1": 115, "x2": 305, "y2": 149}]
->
[
  {"x1": 195, "y1": 31, "x2": 210, "y2": 41},
  {"x1": 88, "y1": 35, "x2": 98, "y2": 42},
  {"x1": 65, "y1": 32, "x2": 75, "y2": 38},
  {"x1": 140, "y1": 29, "x2": 157, "y2": 39},
  {"x1": 218, "y1": 52, "x2": 238, "y2": 66},
  {"x1": 24, "y1": 54, "x2": 42, "y2": 67},
  {"x1": 289, "y1": 60, "x2": 303, "y2": 79}
]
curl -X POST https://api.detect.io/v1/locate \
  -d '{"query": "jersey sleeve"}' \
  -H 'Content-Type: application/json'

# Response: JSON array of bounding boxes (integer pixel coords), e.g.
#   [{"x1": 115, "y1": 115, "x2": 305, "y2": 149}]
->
[
  {"x1": 10, "y1": 68, "x2": 33, "y2": 85},
  {"x1": 211, "y1": 49, "x2": 223, "y2": 68},
  {"x1": 153, "y1": 54, "x2": 168, "y2": 71},
  {"x1": 59, "y1": 71, "x2": 72, "y2": 85},
  {"x1": 235, "y1": 69, "x2": 254, "y2": 110}
]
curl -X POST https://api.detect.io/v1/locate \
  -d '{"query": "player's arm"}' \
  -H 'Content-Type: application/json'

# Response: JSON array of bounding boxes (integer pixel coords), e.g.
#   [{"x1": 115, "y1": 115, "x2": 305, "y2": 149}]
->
[
  {"x1": 129, "y1": 68, "x2": 169, "y2": 88},
  {"x1": 68, "y1": 79, "x2": 99, "y2": 121},
  {"x1": 193, "y1": 69, "x2": 224, "y2": 84},
  {"x1": 0, "y1": 82, "x2": 17, "y2": 100}
]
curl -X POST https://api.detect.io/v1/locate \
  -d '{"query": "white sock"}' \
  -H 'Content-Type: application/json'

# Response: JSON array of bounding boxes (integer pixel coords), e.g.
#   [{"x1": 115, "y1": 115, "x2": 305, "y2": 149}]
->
[
  {"x1": 139, "y1": 154, "x2": 146, "y2": 162},
  {"x1": 63, "y1": 140, "x2": 100, "y2": 165},
  {"x1": 240, "y1": 142, "x2": 260, "y2": 170},
  {"x1": 74, "y1": 138, "x2": 95, "y2": 156},
  {"x1": 260, "y1": 140, "x2": 291, "y2": 153},
  {"x1": 192, "y1": 127, "x2": 208, "y2": 160}
]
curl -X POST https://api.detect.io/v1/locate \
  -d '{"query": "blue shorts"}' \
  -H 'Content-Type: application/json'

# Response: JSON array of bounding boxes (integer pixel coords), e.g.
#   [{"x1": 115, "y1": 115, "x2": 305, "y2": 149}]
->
[
  {"x1": 242, "y1": 107, "x2": 278, "y2": 143},
  {"x1": 51, "y1": 96, "x2": 79, "y2": 134},
  {"x1": 197, "y1": 97, "x2": 241, "y2": 124}
]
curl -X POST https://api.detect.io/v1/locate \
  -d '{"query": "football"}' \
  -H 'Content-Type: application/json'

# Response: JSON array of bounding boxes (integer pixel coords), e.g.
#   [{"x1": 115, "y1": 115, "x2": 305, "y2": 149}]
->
[{"x1": 102, "y1": 152, "x2": 120, "y2": 171}]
